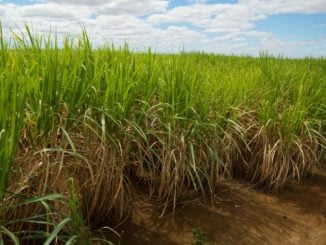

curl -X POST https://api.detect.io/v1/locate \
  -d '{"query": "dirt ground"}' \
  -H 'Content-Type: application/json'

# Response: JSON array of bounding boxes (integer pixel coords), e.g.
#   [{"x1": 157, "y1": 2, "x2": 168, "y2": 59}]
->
[{"x1": 106, "y1": 169, "x2": 326, "y2": 245}]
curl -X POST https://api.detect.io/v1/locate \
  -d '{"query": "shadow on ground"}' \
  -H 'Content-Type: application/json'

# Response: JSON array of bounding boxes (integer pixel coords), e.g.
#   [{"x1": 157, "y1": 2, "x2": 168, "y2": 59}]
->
[{"x1": 109, "y1": 169, "x2": 326, "y2": 245}]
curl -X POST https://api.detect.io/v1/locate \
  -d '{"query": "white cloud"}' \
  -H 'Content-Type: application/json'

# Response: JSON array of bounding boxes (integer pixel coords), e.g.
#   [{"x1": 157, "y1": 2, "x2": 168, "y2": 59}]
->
[
  {"x1": 30, "y1": 0, "x2": 169, "y2": 16},
  {"x1": 240, "y1": 0, "x2": 326, "y2": 14},
  {"x1": 39, "y1": 0, "x2": 107, "y2": 5},
  {"x1": 19, "y1": 3, "x2": 91, "y2": 19},
  {"x1": 147, "y1": 3, "x2": 266, "y2": 33},
  {"x1": 148, "y1": 0, "x2": 326, "y2": 33},
  {"x1": 96, "y1": 1, "x2": 168, "y2": 16},
  {"x1": 0, "y1": 0, "x2": 325, "y2": 57}
]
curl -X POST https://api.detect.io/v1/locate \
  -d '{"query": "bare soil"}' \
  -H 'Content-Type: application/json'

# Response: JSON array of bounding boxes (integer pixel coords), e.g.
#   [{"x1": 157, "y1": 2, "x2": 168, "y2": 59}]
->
[{"x1": 106, "y1": 169, "x2": 326, "y2": 245}]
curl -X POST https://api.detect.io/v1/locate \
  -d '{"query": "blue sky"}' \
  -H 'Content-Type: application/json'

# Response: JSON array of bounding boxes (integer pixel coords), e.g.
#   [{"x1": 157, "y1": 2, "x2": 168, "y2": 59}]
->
[{"x1": 0, "y1": 0, "x2": 325, "y2": 57}]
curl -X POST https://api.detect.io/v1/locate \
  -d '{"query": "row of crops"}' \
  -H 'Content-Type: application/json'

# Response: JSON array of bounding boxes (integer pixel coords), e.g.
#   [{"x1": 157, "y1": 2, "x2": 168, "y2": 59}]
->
[{"x1": 0, "y1": 28, "x2": 325, "y2": 244}]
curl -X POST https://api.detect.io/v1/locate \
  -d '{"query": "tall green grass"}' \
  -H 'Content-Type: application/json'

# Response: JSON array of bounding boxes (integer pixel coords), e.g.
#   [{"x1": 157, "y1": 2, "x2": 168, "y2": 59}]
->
[{"x1": 0, "y1": 27, "x2": 325, "y2": 243}]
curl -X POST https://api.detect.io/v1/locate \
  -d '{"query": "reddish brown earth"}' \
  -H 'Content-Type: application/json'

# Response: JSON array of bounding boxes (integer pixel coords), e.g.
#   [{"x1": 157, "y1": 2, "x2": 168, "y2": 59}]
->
[{"x1": 105, "y1": 169, "x2": 326, "y2": 245}]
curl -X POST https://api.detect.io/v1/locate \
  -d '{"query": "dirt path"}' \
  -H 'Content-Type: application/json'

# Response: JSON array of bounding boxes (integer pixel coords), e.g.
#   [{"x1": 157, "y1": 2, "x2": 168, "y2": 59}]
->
[{"x1": 109, "y1": 169, "x2": 326, "y2": 245}]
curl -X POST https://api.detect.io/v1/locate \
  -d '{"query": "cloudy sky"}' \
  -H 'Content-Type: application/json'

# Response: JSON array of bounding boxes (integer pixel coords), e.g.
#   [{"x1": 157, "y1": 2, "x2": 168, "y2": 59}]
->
[{"x1": 0, "y1": 0, "x2": 325, "y2": 57}]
